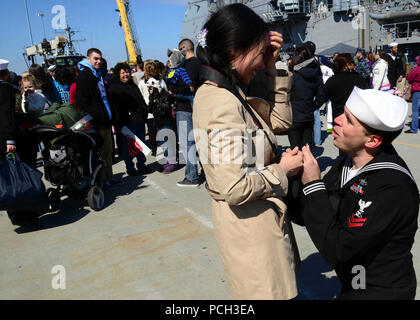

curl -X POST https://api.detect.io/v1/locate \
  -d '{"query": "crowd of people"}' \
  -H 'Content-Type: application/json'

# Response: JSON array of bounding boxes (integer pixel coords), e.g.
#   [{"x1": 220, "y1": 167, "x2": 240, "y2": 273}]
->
[
  {"x1": 1, "y1": 2, "x2": 419, "y2": 300},
  {"x1": 0, "y1": 39, "x2": 204, "y2": 182},
  {"x1": 283, "y1": 39, "x2": 419, "y2": 155},
  {"x1": 0, "y1": 40, "x2": 204, "y2": 225}
]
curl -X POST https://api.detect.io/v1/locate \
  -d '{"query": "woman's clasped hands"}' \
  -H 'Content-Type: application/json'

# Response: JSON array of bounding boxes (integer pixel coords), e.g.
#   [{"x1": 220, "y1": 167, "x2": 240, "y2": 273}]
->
[{"x1": 278, "y1": 145, "x2": 321, "y2": 183}]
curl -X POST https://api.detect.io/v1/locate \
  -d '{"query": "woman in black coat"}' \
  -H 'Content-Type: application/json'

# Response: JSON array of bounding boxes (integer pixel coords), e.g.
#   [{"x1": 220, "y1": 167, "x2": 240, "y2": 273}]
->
[
  {"x1": 325, "y1": 53, "x2": 368, "y2": 122},
  {"x1": 109, "y1": 63, "x2": 148, "y2": 176},
  {"x1": 288, "y1": 46, "x2": 326, "y2": 148},
  {"x1": 324, "y1": 53, "x2": 368, "y2": 157}
]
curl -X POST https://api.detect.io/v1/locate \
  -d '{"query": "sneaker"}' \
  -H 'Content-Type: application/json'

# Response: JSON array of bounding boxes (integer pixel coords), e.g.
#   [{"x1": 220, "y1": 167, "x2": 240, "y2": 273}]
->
[
  {"x1": 162, "y1": 163, "x2": 176, "y2": 174},
  {"x1": 404, "y1": 129, "x2": 417, "y2": 134},
  {"x1": 176, "y1": 178, "x2": 200, "y2": 187}
]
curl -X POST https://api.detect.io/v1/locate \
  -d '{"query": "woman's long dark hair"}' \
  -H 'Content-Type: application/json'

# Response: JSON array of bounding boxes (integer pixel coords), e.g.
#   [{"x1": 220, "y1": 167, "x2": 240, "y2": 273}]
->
[
  {"x1": 334, "y1": 53, "x2": 354, "y2": 73},
  {"x1": 28, "y1": 64, "x2": 54, "y2": 92},
  {"x1": 196, "y1": 3, "x2": 269, "y2": 86},
  {"x1": 55, "y1": 66, "x2": 75, "y2": 86}
]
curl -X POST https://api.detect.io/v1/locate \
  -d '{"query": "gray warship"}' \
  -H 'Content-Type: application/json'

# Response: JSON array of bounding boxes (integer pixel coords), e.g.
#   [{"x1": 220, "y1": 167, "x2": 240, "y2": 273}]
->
[{"x1": 181, "y1": 0, "x2": 420, "y2": 62}]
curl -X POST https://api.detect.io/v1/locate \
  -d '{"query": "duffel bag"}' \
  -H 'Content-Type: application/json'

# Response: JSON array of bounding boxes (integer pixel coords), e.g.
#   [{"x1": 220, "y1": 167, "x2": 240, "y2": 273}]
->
[{"x1": 0, "y1": 153, "x2": 48, "y2": 211}]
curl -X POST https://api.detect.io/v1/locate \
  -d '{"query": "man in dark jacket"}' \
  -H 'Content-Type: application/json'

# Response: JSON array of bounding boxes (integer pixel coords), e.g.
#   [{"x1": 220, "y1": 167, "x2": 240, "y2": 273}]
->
[
  {"x1": 387, "y1": 42, "x2": 406, "y2": 88},
  {"x1": 76, "y1": 48, "x2": 119, "y2": 186},
  {"x1": 288, "y1": 46, "x2": 326, "y2": 148},
  {"x1": 300, "y1": 87, "x2": 418, "y2": 299},
  {"x1": 354, "y1": 48, "x2": 371, "y2": 87}
]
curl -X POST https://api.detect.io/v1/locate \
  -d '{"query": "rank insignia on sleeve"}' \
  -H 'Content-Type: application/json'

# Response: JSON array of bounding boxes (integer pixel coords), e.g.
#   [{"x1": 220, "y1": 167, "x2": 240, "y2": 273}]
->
[
  {"x1": 347, "y1": 200, "x2": 372, "y2": 227},
  {"x1": 347, "y1": 213, "x2": 367, "y2": 227},
  {"x1": 350, "y1": 183, "x2": 364, "y2": 195}
]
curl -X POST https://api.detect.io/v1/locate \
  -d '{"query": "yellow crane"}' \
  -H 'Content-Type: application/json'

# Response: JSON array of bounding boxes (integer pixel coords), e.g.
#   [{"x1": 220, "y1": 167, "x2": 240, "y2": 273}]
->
[{"x1": 116, "y1": 0, "x2": 142, "y2": 66}]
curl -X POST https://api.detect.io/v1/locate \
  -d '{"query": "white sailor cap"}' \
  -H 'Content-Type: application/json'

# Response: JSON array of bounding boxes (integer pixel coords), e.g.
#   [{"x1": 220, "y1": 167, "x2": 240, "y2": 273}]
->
[
  {"x1": 345, "y1": 87, "x2": 408, "y2": 132},
  {"x1": 48, "y1": 64, "x2": 56, "y2": 72},
  {"x1": 389, "y1": 42, "x2": 398, "y2": 48},
  {"x1": 0, "y1": 59, "x2": 9, "y2": 71}
]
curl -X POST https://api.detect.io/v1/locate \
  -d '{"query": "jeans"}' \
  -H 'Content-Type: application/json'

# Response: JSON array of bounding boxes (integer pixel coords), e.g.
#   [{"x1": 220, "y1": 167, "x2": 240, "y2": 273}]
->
[
  {"x1": 176, "y1": 111, "x2": 198, "y2": 182},
  {"x1": 313, "y1": 109, "x2": 322, "y2": 145},
  {"x1": 121, "y1": 124, "x2": 146, "y2": 172},
  {"x1": 410, "y1": 91, "x2": 420, "y2": 133},
  {"x1": 174, "y1": 94, "x2": 194, "y2": 108},
  {"x1": 156, "y1": 124, "x2": 177, "y2": 164}
]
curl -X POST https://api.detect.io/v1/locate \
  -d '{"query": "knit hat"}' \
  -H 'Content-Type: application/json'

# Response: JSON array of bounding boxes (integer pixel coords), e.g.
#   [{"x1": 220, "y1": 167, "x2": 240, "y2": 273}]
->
[{"x1": 167, "y1": 48, "x2": 185, "y2": 69}]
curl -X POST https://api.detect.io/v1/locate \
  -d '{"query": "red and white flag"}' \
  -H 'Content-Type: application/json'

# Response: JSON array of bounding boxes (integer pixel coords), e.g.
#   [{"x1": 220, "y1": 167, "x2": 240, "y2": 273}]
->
[{"x1": 121, "y1": 126, "x2": 151, "y2": 157}]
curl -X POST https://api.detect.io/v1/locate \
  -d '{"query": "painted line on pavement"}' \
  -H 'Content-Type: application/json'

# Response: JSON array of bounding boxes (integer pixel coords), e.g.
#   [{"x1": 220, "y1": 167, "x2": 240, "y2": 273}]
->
[
  {"x1": 145, "y1": 178, "x2": 169, "y2": 198},
  {"x1": 394, "y1": 140, "x2": 420, "y2": 148},
  {"x1": 145, "y1": 177, "x2": 214, "y2": 230},
  {"x1": 184, "y1": 207, "x2": 214, "y2": 230}
]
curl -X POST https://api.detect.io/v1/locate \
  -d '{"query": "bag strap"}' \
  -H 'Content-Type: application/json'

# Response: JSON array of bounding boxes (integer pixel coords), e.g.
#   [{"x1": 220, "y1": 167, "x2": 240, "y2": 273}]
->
[{"x1": 200, "y1": 65, "x2": 281, "y2": 161}]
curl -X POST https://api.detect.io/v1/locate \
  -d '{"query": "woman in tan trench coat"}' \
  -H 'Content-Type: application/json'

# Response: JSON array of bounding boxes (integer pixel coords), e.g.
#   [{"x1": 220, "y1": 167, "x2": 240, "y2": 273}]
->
[{"x1": 192, "y1": 4, "x2": 303, "y2": 300}]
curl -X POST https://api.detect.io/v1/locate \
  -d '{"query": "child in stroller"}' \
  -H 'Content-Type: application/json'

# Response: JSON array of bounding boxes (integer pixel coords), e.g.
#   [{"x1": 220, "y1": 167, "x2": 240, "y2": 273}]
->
[{"x1": 31, "y1": 122, "x2": 106, "y2": 211}]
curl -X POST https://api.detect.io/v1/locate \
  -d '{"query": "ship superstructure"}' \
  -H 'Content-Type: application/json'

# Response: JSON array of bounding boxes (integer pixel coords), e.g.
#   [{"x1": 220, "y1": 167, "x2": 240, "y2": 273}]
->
[{"x1": 181, "y1": 0, "x2": 420, "y2": 61}]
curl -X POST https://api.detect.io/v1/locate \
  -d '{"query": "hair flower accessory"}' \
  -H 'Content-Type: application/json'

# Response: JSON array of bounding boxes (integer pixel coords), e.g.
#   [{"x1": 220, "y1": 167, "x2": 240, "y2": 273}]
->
[{"x1": 196, "y1": 28, "x2": 208, "y2": 48}]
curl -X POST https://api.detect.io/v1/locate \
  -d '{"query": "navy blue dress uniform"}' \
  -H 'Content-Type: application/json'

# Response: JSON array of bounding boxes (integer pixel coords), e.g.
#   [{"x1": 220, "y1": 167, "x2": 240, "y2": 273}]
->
[
  {"x1": 0, "y1": 59, "x2": 16, "y2": 160},
  {"x1": 0, "y1": 59, "x2": 42, "y2": 227},
  {"x1": 386, "y1": 42, "x2": 406, "y2": 88},
  {"x1": 301, "y1": 87, "x2": 419, "y2": 299}
]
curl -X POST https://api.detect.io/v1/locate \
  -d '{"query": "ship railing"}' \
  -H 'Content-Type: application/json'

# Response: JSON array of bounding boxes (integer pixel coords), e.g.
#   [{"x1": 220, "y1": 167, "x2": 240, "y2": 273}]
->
[
  {"x1": 380, "y1": 19, "x2": 420, "y2": 41},
  {"x1": 364, "y1": 0, "x2": 416, "y2": 12},
  {"x1": 262, "y1": 0, "x2": 335, "y2": 23}
]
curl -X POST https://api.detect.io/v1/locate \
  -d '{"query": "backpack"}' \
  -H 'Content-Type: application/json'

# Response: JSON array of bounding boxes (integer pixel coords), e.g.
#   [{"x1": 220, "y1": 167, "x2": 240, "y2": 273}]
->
[{"x1": 149, "y1": 88, "x2": 172, "y2": 119}]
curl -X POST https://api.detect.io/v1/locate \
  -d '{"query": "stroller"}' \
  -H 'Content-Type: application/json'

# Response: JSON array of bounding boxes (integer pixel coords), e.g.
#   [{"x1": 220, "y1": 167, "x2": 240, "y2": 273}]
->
[{"x1": 30, "y1": 124, "x2": 106, "y2": 211}]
